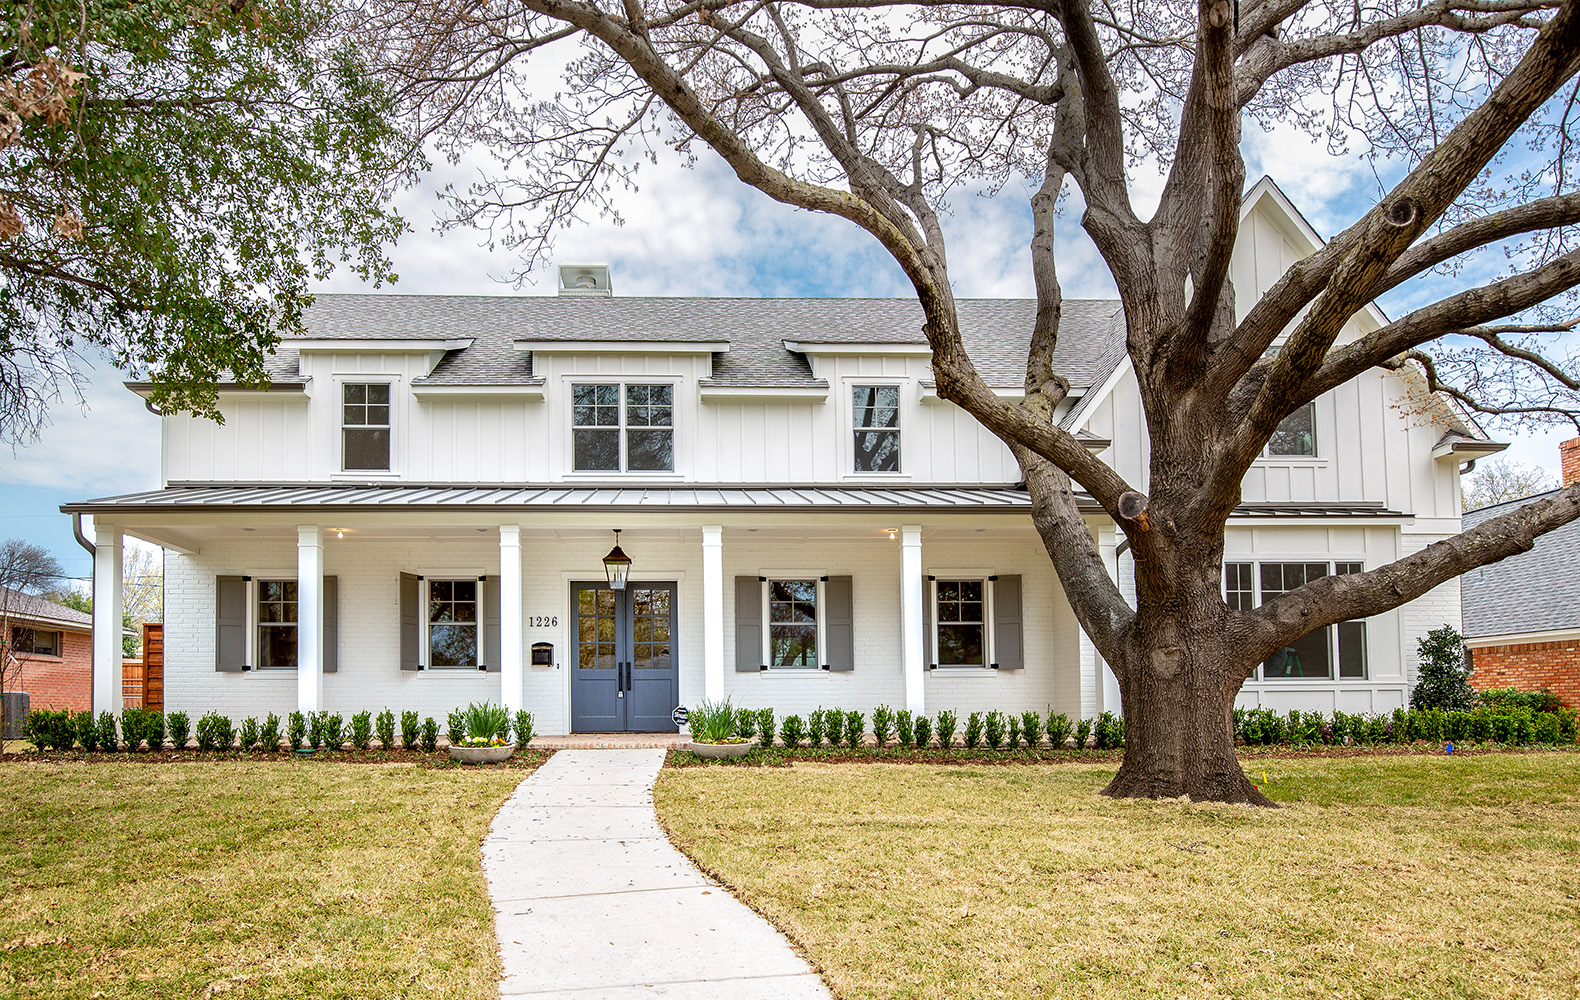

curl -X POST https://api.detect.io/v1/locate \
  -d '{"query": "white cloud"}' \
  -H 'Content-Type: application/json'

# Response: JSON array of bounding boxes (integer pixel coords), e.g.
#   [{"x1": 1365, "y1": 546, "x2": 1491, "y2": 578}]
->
[{"x1": 1, "y1": 359, "x2": 162, "y2": 495}]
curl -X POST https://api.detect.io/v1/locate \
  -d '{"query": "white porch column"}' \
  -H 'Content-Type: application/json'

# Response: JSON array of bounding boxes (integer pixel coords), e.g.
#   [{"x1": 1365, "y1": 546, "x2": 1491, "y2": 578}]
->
[
  {"x1": 702, "y1": 525, "x2": 724, "y2": 703},
  {"x1": 91, "y1": 524, "x2": 124, "y2": 714},
  {"x1": 500, "y1": 525, "x2": 523, "y2": 713},
  {"x1": 1097, "y1": 527, "x2": 1123, "y2": 717},
  {"x1": 900, "y1": 524, "x2": 925, "y2": 716},
  {"x1": 296, "y1": 525, "x2": 324, "y2": 714}
]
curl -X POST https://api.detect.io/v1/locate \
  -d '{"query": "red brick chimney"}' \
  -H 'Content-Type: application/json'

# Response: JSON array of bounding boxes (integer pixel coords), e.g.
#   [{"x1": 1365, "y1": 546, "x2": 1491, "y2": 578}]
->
[{"x1": 1562, "y1": 438, "x2": 1580, "y2": 488}]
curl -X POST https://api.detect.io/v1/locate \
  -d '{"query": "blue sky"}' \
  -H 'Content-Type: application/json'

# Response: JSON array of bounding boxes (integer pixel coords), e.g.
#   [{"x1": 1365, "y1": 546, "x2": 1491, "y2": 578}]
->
[{"x1": 0, "y1": 124, "x2": 1570, "y2": 584}]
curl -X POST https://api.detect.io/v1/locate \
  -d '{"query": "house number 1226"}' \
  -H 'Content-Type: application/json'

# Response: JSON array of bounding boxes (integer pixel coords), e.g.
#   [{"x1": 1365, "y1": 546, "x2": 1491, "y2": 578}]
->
[{"x1": 529, "y1": 616, "x2": 559, "y2": 627}]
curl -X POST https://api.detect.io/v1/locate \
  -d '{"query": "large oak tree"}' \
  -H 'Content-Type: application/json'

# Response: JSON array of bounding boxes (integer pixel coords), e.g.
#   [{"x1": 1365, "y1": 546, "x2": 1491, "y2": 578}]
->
[{"x1": 364, "y1": 0, "x2": 1580, "y2": 803}]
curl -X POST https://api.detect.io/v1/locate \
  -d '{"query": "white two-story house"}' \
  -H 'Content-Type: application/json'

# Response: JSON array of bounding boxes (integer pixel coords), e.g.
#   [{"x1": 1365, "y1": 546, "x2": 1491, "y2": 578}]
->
[{"x1": 65, "y1": 178, "x2": 1500, "y2": 733}]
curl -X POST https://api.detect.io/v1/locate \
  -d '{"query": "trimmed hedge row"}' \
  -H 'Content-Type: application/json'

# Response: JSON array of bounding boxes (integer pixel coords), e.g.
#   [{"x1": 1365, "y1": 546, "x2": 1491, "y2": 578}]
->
[{"x1": 1232, "y1": 705, "x2": 1579, "y2": 747}]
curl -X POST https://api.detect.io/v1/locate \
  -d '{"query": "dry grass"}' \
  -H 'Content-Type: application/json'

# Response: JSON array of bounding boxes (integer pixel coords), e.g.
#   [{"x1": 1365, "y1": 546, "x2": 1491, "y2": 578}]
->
[
  {"x1": 654, "y1": 753, "x2": 1580, "y2": 1000},
  {"x1": 0, "y1": 756, "x2": 542, "y2": 999}
]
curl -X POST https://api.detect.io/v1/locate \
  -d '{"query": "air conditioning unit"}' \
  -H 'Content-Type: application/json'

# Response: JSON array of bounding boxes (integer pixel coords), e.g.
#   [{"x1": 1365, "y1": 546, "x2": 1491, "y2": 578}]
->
[{"x1": 558, "y1": 262, "x2": 613, "y2": 297}]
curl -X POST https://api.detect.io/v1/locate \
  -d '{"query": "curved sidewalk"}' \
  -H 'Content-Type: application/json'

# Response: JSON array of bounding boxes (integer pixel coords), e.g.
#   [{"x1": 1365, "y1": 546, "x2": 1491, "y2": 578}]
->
[{"x1": 483, "y1": 748, "x2": 831, "y2": 999}]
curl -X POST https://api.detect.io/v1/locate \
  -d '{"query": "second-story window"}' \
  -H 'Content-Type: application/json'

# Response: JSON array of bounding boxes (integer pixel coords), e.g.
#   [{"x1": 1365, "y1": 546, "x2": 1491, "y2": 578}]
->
[
  {"x1": 1267, "y1": 401, "x2": 1316, "y2": 457},
  {"x1": 572, "y1": 383, "x2": 673, "y2": 472},
  {"x1": 852, "y1": 385, "x2": 900, "y2": 472},
  {"x1": 343, "y1": 383, "x2": 391, "y2": 471}
]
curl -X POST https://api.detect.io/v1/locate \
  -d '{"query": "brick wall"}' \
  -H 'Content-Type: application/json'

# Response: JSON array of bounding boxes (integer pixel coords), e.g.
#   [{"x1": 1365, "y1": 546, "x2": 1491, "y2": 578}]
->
[
  {"x1": 1470, "y1": 641, "x2": 1580, "y2": 708},
  {"x1": 9, "y1": 628, "x2": 92, "y2": 711}
]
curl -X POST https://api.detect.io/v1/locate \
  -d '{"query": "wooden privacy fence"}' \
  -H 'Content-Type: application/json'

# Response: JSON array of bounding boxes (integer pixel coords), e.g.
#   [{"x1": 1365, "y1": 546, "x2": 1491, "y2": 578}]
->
[{"x1": 120, "y1": 624, "x2": 164, "y2": 711}]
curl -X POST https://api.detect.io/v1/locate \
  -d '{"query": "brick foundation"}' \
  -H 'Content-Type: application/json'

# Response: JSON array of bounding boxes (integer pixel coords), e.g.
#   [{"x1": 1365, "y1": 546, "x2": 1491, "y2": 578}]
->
[{"x1": 1469, "y1": 640, "x2": 1580, "y2": 708}]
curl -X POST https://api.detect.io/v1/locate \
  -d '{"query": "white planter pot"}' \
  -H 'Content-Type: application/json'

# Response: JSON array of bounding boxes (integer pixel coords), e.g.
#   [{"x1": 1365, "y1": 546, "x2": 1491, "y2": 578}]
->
[
  {"x1": 448, "y1": 743, "x2": 517, "y2": 764},
  {"x1": 684, "y1": 740, "x2": 754, "y2": 759}
]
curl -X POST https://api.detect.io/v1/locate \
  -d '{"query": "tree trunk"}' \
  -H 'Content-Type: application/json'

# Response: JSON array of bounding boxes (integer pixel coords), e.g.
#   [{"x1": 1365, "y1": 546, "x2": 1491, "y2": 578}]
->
[{"x1": 1099, "y1": 638, "x2": 1272, "y2": 806}]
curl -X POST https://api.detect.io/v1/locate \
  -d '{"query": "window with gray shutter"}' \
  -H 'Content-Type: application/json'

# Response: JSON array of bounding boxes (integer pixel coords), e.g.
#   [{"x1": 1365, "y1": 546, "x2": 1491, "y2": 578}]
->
[
  {"x1": 824, "y1": 576, "x2": 854, "y2": 671},
  {"x1": 215, "y1": 576, "x2": 246, "y2": 672},
  {"x1": 399, "y1": 572, "x2": 421, "y2": 671},
  {"x1": 735, "y1": 576, "x2": 764, "y2": 671},
  {"x1": 991, "y1": 575, "x2": 1023, "y2": 670}
]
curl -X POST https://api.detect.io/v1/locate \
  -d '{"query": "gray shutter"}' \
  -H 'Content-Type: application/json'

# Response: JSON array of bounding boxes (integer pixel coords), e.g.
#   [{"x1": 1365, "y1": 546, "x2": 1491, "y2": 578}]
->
[
  {"x1": 993, "y1": 575, "x2": 1023, "y2": 670},
  {"x1": 825, "y1": 576, "x2": 854, "y2": 671},
  {"x1": 216, "y1": 576, "x2": 246, "y2": 672},
  {"x1": 923, "y1": 577, "x2": 935, "y2": 669},
  {"x1": 483, "y1": 576, "x2": 501, "y2": 672},
  {"x1": 735, "y1": 576, "x2": 764, "y2": 671},
  {"x1": 400, "y1": 572, "x2": 421, "y2": 671},
  {"x1": 322, "y1": 576, "x2": 339, "y2": 673}
]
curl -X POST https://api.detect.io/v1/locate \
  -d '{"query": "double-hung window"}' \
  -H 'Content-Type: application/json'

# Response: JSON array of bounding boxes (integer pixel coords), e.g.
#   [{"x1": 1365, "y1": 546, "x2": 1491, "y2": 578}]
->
[
  {"x1": 572, "y1": 383, "x2": 674, "y2": 472},
  {"x1": 852, "y1": 386, "x2": 900, "y2": 473},
  {"x1": 1267, "y1": 401, "x2": 1316, "y2": 457},
  {"x1": 767, "y1": 579, "x2": 818, "y2": 668},
  {"x1": 428, "y1": 579, "x2": 479, "y2": 668},
  {"x1": 935, "y1": 580, "x2": 986, "y2": 666},
  {"x1": 343, "y1": 383, "x2": 391, "y2": 471},
  {"x1": 1225, "y1": 560, "x2": 1367, "y2": 679},
  {"x1": 10, "y1": 627, "x2": 61, "y2": 657},
  {"x1": 257, "y1": 580, "x2": 298, "y2": 669}
]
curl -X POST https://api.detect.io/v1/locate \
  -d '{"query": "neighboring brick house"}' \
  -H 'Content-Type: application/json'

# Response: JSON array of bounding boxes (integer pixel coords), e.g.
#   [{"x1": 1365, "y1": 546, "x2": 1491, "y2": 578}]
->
[
  {"x1": 1461, "y1": 439, "x2": 1580, "y2": 708},
  {"x1": 1, "y1": 587, "x2": 94, "y2": 712}
]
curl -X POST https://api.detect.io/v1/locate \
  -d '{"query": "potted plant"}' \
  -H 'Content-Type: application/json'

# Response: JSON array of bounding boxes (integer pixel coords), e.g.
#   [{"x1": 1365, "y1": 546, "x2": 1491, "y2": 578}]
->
[
  {"x1": 447, "y1": 701, "x2": 516, "y2": 763},
  {"x1": 683, "y1": 700, "x2": 753, "y2": 759}
]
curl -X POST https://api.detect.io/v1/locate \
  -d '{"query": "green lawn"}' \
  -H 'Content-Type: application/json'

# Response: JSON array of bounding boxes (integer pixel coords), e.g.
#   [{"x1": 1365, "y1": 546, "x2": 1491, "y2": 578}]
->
[
  {"x1": 0, "y1": 756, "x2": 544, "y2": 1000},
  {"x1": 655, "y1": 752, "x2": 1580, "y2": 1000}
]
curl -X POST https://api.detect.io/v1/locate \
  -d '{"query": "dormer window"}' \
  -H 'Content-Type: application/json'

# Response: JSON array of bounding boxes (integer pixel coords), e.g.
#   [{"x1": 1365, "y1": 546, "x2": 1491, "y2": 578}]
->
[
  {"x1": 343, "y1": 383, "x2": 391, "y2": 471},
  {"x1": 852, "y1": 385, "x2": 901, "y2": 472},
  {"x1": 572, "y1": 383, "x2": 674, "y2": 472},
  {"x1": 1268, "y1": 401, "x2": 1316, "y2": 457}
]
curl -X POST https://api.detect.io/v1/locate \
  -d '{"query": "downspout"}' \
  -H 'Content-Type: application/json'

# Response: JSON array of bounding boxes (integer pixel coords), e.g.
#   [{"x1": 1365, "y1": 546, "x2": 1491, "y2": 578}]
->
[{"x1": 72, "y1": 512, "x2": 95, "y2": 558}]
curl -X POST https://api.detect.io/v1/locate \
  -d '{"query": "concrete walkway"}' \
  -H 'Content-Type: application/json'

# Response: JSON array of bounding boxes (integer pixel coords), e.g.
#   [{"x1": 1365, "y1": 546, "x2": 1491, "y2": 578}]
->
[{"x1": 483, "y1": 748, "x2": 831, "y2": 999}]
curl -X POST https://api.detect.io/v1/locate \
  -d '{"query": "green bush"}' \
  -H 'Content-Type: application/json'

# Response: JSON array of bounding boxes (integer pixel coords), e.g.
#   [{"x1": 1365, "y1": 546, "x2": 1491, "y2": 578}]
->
[
  {"x1": 95, "y1": 711, "x2": 118, "y2": 752},
  {"x1": 287, "y1": 711, "x2": 306, "y2": 752},
  {"x1": 895, "y1": 710, "x2": 914, "y2": 747},
  {"x1": 779, "y1": 714, "x2": 806, "y2": 748},
  {"x1": 375, "y1": 709, "x2": 395, "y2": 749},
  {"x1": 755, "y1": 708, "x2": 776, "y2": 747},
  {"x1": 734, "y1": 707, "x2": 757, "y2": 741},
  {"x1": 934, "y1": 710, "x2": 956, "y2": 748},
  {"x1": 845, "y1": 710, "x2": 865, "y2": 749},
  {"x1": 983, "y1": 711, "x2": 1005, "y2": 750},
  {"x1": 419, "y1": 717, "x2": 439, "y2": 753},
  {"x1": 1021, "y1": 711, "x2": 1044, "y2": 747},
  {"x1": 351, "y1": 711, "x2": 373, "y2": 750},
  {"x1": 1290, "y1": 710, "x2": 1323, "y2": 745},
  {"x1": 72, "y1": 710, "x2": 96, "y2": 751},
  {"x1": 167, "y1": 711, "x2": 190, "y2": 750},
  {"x1": 261, "y1": 713, "x2": 281, "y2": 752},
  {"x1": 119, "y1": 708, "x2": 145, "y2": 751},
  {"x1": 1557, "y1": 708, "x2": 1578, "y2": 743},
  {"x1": 1093, "y1": 711, "x2": 1125, "y2": 750},
  {"x1": 963, "y1": 712, "x2": 983, "y2": 749},
  {"x1": 1046, "y1": 711, "x2": 1073, "y2": 748},
  {"x1": 513, "y1": 710, "x2": 534, "y2": 746},
  {"x1": 24, "y1": 709, "x2": 74, "y2": 750},
  {"x1": 322, "y1": 712, "x2": 345, "y2": 750},
  {"x1": 824, "y1": 708, "x2": 844, "y2": 747},
  {"x1": 238, "y1": 717, "x2": 260, "y2": 752},
  {"x1": 195, "y1": 712, "x2": 233, "y2": 751},
  {"x1": 1412, "y1": 625, "x2": 1478, "y2": 712},
  {"x1": 1480, "y1": 688, "x2": 1565, "y2": 714},
  {"x1": 144, "y1": 711, "x2": 166, "y2": 751},
  {"x1": 445, "y1": 708, "x2": 466, "y2": 748},
  {"x1": 807, "y1": 708, "x2": 827, "y2": 747},
  {"x1": 913, "y1": 714, "x2": 933, "y2": 748},
  {"x1": 1007, "y1": 714, "x2": 1023, "y2": 749},
  {"x1": 870, "y1": 705, "x2": 893, "y2": 747},
  {"x1": 1074, "y1": 717, "x2": 1093, "y2": 750},
  {"x1": 1533, "y1": 712, "x2": 1561, "y2": 745},
  {"x1": 399, "y1": 710, "x2": 419, "y2": 749},
  {"x1": 306, "y1": 712, "x2": 325, "y2": 750}
]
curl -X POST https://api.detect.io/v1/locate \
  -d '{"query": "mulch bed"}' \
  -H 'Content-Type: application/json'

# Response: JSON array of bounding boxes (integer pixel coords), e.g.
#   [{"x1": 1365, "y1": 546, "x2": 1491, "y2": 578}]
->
[{"x1": 666, "y1": 742, "x2": 1580, "y2": 767}]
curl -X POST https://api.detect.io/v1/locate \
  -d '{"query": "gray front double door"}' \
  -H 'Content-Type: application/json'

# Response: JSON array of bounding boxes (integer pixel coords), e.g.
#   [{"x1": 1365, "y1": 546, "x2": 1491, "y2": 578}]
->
[{"x1": 570, "y1": 582, "x2": 679, "y2": 732}]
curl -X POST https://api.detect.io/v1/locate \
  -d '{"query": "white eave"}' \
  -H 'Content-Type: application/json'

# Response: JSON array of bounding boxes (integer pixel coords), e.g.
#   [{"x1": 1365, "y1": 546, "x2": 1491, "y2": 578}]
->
[
  {"x1": 411, "y1": 383, "x2": 545, "y2": 400},
  {"x1": 516, "y1": 340, "x2": 730, "y2": 354},
  {"x1": 290, "y1": 338, "x2": 475, "y2": 352},
  {"x1": 1431, "y1": 434, "x2": 1508, "y2": 463},
  {"x1": 785, "y1": 341, "x2": 932, "y2": 357},
  {"x1": 698, "y1": 384, "x2": 829, "y2": 403},
  {"x1": 919, "y1": 381, "x2": 1025, "y2": 405},
  {"x1": 125, "y1": 381, "x2": 308, "y2": 398}
]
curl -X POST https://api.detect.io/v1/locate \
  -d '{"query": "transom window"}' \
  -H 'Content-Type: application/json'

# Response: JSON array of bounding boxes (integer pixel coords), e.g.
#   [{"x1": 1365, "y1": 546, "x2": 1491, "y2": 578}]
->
[
  {"x1": 572, "y1": 383, "x2": 674, "y2": 472},
  {"x1": 343, "y1": 383, "x2": 391, "y2": 471},
  {"x1": 1224, "y1": 560, "x2": 1367, "y2": 679},
  {"x1": 935, "y1": 580, "x2": 986, "y2": 666},
  {"x1": 1267, "y1": 401, "x2": 1316, "y2": 457},
  {"x1": 10, "y1": 627, "x2": 61, "y2": 657},
  {"x1": 852, "y1": 385, "x2": 900, "y2": 473},
  {"x1": 257, "y1": 580, "x2": 298, "y2": 669},
  {"x1": 767, "y1": 579, "x2": 818, "y2": 668},
  {"x1": 428, "y1": 579, "x2": 479, "y2": 668}
]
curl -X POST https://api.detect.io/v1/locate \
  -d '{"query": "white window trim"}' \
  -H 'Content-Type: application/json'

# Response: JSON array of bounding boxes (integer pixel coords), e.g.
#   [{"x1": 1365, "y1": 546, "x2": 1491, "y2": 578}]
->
[
  {"x1": 759, "y1": 573, "x2": 825, "y2": 671},
  {"x1": 1224, "y1": 558, "x2": 1369, "y2": 682},
  {"x1": 1259, "y1": 398, "x2": 1321, "y2": 462},
  {"x1": 330, "y1": 374, "x2": 402, "y2": 479},
  {"x1": 844, "y1": 379, "x2": 909, "y2": 481},
  {"x1": 248, "y1": 575, "x2": 299, "y2": 672},
  {"x1": 566, "y1": 378, "x2": 681, "y2": 476},
  {"x1": 422, "y1": 575, "x2": 486, "y2": 671},
  {"x1": 930, "y1": 575, "x2": 996, "y2": 670}
]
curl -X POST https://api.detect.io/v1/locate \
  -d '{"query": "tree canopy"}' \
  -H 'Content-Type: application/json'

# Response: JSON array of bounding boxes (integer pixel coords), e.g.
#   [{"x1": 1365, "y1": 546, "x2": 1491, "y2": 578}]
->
[
  {"x1": 362, "y1": 0, "x2": 1580, "y2": 802},
  {"x1": 0, "y1": 0, "x2": 411, "y2": 444}
]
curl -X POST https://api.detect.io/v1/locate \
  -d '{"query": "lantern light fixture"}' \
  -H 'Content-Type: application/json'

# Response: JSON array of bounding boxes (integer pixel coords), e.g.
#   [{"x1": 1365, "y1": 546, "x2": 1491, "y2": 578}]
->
[{"x1": 603, "y1": 529, "x2": 633, "y2": 590}]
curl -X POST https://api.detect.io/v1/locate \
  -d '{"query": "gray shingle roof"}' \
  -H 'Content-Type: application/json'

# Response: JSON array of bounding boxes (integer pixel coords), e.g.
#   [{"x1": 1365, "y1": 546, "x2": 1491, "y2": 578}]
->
[
  {"x1": 1461, "y1": 488, "x2": 1580, "y2": 638},
  {"x1": 287, "y1": 295, "x2": 1125, "y2": 391},
  {"x1": 0, "y1": 586, "x2": 93, "y2": 629}
]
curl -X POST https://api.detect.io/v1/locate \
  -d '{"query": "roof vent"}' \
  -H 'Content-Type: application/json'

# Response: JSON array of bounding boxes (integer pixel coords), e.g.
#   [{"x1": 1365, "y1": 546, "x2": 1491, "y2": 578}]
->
[{"x1": 558, "y1": 262, "x2": 612, "y2": 297}]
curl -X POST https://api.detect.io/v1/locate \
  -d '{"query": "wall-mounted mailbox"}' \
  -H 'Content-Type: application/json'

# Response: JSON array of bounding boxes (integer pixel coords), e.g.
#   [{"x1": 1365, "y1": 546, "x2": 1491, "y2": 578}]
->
[{"x1": 531, "y1": 642, "x2": 554, "y2": 666}]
